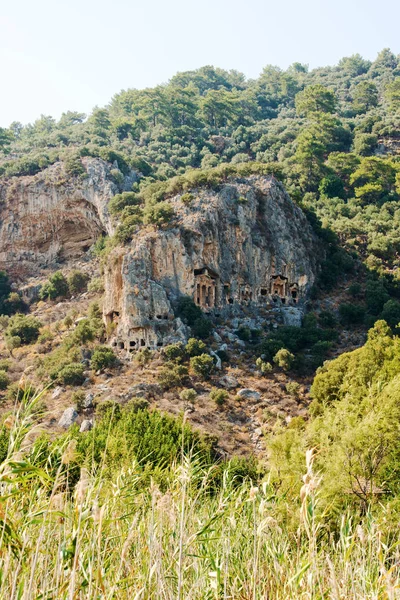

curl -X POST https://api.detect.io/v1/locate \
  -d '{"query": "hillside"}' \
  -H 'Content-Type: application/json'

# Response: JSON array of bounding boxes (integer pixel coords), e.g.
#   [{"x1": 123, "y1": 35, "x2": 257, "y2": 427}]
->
[{"x1": 0, "y1": 50, "x2": 399, "y2": 597}]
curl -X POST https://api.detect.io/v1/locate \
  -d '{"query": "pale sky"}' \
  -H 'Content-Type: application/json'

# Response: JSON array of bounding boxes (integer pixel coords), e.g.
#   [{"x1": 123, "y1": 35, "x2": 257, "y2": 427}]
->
[{"x1": 0, "y1": 0, "x2": 399, "y2": 127}]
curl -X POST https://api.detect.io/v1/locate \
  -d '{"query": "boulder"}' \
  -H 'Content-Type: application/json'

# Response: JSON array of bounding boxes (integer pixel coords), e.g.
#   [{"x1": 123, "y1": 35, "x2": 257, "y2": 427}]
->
[
  {"x1": 237, "y1": 389, "x2": 261, "y2": 401},
  {"x1": 58, "y1": 407, "x2": 78, "y2": 429},
  {"x1": 80, "y1": 419, "x2": 93, "y2": 432},
  {"x1": 219, "y1": 375, "x2": 239, "y2": 389},
  {"x1": 83, "y1": 392, "x2": 95, "y2": 409}
]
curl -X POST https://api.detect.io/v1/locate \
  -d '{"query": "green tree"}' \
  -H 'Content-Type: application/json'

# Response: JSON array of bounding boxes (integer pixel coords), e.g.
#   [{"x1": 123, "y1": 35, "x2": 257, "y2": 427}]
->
[
  {"x1": 353, "y1": 81, "x2": 379, "y2": 113},
  {"x1": 295, "y1": 85, "x2": 336, "y2": 116}
]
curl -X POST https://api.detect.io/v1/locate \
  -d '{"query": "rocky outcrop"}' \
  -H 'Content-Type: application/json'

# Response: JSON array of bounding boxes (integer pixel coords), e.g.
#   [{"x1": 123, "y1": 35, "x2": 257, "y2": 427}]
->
[
  {"x1": 104, "y1": 176, "x2": 321, "y2": 351},
  {"x1": 0, "y1": 157, "x2": 136, "y2": 276}
]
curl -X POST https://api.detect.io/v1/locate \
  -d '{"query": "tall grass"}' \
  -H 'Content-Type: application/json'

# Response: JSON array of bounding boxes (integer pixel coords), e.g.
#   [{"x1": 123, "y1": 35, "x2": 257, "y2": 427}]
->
[{"x1": 0, "y1": 393, "x2": 399, "y2": 599}]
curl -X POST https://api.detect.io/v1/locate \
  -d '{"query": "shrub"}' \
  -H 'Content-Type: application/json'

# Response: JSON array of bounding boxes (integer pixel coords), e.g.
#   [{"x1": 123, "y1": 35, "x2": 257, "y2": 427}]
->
[
  {"x1": 180, "y1": 193, "x2": 194, "y2": 204},
  {"x1": 91, "y1": 346, "x2": 118, "y2": 371},
  {"x1": 176, "y1": 296, "x2": 202, "y2": 325},
  {"x1": 7, "y1": 381, "x2": 37, "y2": 402},
  {"x1": 318, "y1": 310, "x2": 337, "y2": 328},
  {"x1": 256, "y1": 357, "x2": 273, "y2": 375},
  {"x1": 185, "y1": 338, "x2": 206, "y2": 357},
  {"x1": 190, "y1": 354, "x2": 215, "y2": 379},
  {"x1": 163, "y1": 342, "x2": 185, "y2": 362},
  {"x1": 381, "y1": 300, "x2": 400, "y2": 330},
  {"x1": 88, "y1": 277, "x2": 105, "y2": 293},
  {"x1": 57, "y1": 363, "x2": 85, "y2": 386},
  {"x1": 237, "y1": 326, "x2": 251, "y2": 341},
  {"x1": 37, "y1": 328, "x2": 54, "y2": 344},
  {"x1": 0, "y1": 370, "x2": 10, "y2": 391},
  {"x1": 348, "y1": 283, "x2": 363, "y2": 299},
  {"x1": 67, "y1": 271, "x2": 89, "y2": 295},
  {"x1": 5, "y1": 314, "x2": 42, "y2": 345},
  {"x1": 179, "y1": 388, "x2": 197, "y2": 404},
  {"x1": 158, "y1": 362, "x2": 188, "y2": 389},
  {"x1": 339, "y1": 303, "x2": 366, "y2": 326},
  {"x1": 40, "y1": 271, "x2": 69, "y2": 301},
  {"x1": 273, "y1": 348, "x2": 295, "y2": 371},
  {"x1": 5, "y1": 292, "x2": 26, "y2": 314},
  {"x1": 144, "y1": 202, "x2": 175, "y2": 226},
  {"x1": 192, "y1": 317, "x2": 213, "y2": 339},
  {"x1": 6, "y1": 335, "x2": 21, "y2": 354},
  {"x1": 285, "y1": 381, "x2": 301, "y2": 397},
  {"x1": 71, "y1": 390, "x2": 86, "y2": 411},
  {"x1": 209, "y1": 388, "x2": 228, "y2": 406},
  {"x1": 67, "y1": 319, "x2": 95, "y2": 347},
  {"x1": 135, "y1": 348, "x2": 153, "y2": 367}
]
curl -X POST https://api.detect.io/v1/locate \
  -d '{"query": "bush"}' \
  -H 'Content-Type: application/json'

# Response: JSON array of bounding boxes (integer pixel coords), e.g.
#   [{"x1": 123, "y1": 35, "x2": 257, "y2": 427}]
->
[
  {"x1": 192, "y1": 317, "x2": 213, "y2": 339},
  {"x1": 135, "y1": 348, "x2": 153, "y2": 367},
  {"x1": 7, "y1": 381, "x2": 37, "y2": 402},
  {"x1": 256, "y1": 357, "x2": 273, "y2": 375},
  {"x1": 181, "y1": 193, "x2": 194, "y2": 204},
  {"x1": 285, "y1": 381, "x2": 301, "y2": 397},
  {"x1": 176, "y1": 296, "x2": 202, "y2": 325},
  {"x1": 144, "y1": 202, "x2": 175, "y2": 226},
  {"x1": 40, "y1": 271, "x2": 69, "y2": 301},
  {"x1": 88, "y1": 277, "x2": 105, "y2": 293},
  {"x1": 57, "y1": 363, "x2": 85, "y2": 386},
  {"x1": 5, "y1": 314, "x2": 42, "y2": 345},
  {"x1": 185, "y1": 338, "x2": 207, "y2": 357},
  {"x1": 67, "y1": 319, "x2": 95, "y2": 347},
  {"x1": 91, "y1": 346, "x2": 118, "y2": 371},
  {"x1": 71, "y1": 390, "x2": 86, "y2": 411},
  {"x1": 68, "y1": 271, "x2": 89, "y2": 295},
  {"x1": 190, "y1": 354, "x2": 215, "y2": 379},
  {"x1": 5, "y1": 292, "x2": 26, "y2": 314},
  {"x1": 163, "y1": 343, "x2": 185, "y2": 362},
  {"x1": 0, "y1": 370, "x2": 10, "y2": 391},
  {"x1": 273, "y1": 348, "x2": 295, "y2": 371},
  {"x1": 339, "y1": 303, "x2": 366, "y2": 326},
  {"x1": 158, "y1": 362, "x2": 188, "y2": 389},
  {"x1": 209, "y1": 388, "x2": 228, "y2": 406},
  {"x1": 179, "y1": 388, "x2": 197, "y2": 404}
]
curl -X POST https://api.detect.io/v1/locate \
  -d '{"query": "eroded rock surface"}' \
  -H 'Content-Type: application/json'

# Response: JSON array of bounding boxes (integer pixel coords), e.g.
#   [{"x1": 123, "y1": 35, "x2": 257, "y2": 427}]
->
[
  {"x1": 0, "y1": 157, "x2": 136, "y2": 276},
  {"x1": 104, "y1": 176, "x2": 321, "y2": 352}
]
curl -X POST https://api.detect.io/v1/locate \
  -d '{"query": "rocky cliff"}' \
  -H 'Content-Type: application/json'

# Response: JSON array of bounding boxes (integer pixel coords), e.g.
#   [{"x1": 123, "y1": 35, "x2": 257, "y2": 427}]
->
[
  {"x1": 0, "y1": 157, "x2": 136, "y2": 276},
  {"x1": 104, "y1": 176, "x2": 322, "y2": 351}
]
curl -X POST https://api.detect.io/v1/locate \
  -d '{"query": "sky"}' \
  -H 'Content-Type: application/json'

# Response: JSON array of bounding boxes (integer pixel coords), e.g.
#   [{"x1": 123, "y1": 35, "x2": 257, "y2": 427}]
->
[{"x1": 0, "y1": 0, "x2": 399, "y2": 127}]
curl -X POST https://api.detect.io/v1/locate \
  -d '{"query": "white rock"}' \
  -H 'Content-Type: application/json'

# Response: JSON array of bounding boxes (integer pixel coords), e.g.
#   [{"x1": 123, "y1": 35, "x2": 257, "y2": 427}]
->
[
  {"x1": 237, "y1": 389, "x2": 261, "y2": 401},
  {"x1": 58, "y1": 407, "x2": 78, "y2": 429}
]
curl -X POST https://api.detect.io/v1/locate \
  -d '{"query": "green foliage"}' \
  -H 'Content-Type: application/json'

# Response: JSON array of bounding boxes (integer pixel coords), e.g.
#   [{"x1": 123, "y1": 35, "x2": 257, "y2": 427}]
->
[
  {"x1": 273, "y1": 348, "x2": 295, "y2": 371},
  {"x1": 40, "y1": 271, "x2": 69, "y2": 301},
  {"x1": 158, "y1": 362, "x2": 188, "y2": 389},
  {"x1": 209, "y1": 388, "x2": 229, "y2": 406},
  {"x1": 255, "y1": 357, "x2": 273, "y2": 375},
  {"x1": 67, "y1": 271, "x2": 89, "y2": 295},
  {"x1": 5, "y1": 314, "x2": 42, "y2": 345},
  {"x1": 185, "y1": 337, "x2": 206, "y2": 357},
  {"x1": 338, "y1": 303, "x2": 366, "y2": 326},
  {"x1": 179, "y1": 388, "x2": 197, "y2": 404},
  {"x1": 163, "y1": 342, "x2": 185, "y2": 362},
  {"x1": 190, "y1": 353, "x2": 215, "y2": 379},
  {"x1": 57, "y1": 362, "x2": 85, "y2": 386},
  {"x1": 295, "y1": 84, "x2": 336, "y2": 116},
  {"x1": 91, "y1": 346, "x2": 118, "y2": 371},
  {"x1": 0, "y1": 370, "x2": 10, "y2": 391}
]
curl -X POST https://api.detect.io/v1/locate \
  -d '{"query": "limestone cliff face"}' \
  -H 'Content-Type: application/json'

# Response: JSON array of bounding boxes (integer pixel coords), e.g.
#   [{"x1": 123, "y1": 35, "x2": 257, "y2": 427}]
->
[
  {"x1": 0, "y1": 157, "x2": 136, "y2": 275},
  {"x1": 104, "y1": 176, "x2": 322, "y2": 351}
]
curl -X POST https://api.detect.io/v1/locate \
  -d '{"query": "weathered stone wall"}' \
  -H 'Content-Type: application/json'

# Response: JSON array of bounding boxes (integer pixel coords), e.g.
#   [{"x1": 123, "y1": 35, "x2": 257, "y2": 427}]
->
[
  {"x1": 0, "y1": 158, "x2": 136, "y2": 276},
  {"x1": 104, "y1": 176, "x2": 322, "y2": 351}
]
